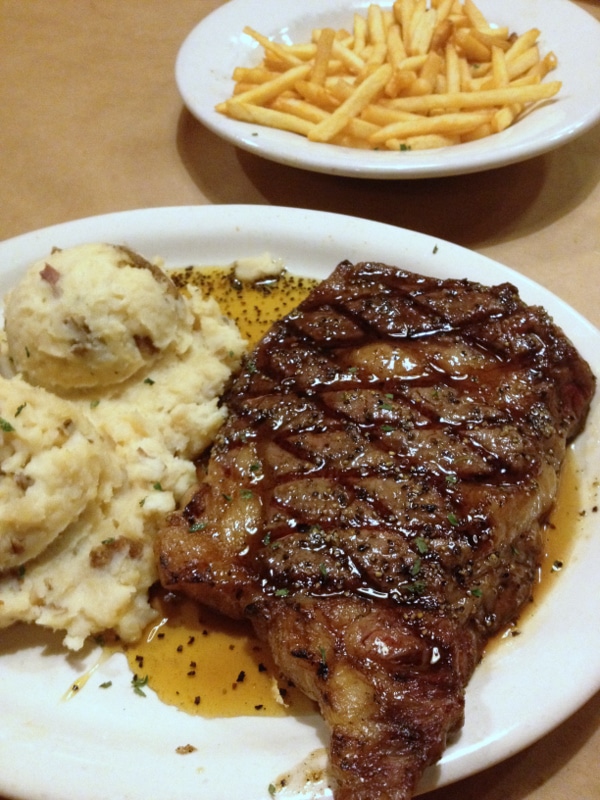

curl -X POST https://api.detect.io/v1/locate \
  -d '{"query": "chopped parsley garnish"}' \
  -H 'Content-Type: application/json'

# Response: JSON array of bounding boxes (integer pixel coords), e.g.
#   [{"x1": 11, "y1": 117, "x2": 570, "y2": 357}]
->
[
  {"x1": 415, "y1": 536, "x2": 429, "y2": 554},
  {"x1": 447, "y1": 512, "x2": 459, "y2": 526},
  {"x1": 0, "y1": 417, "x2": 15, "y2": 432},
  {"x1": 131, "y1": 674, "x2": 149, "y2": 696}
]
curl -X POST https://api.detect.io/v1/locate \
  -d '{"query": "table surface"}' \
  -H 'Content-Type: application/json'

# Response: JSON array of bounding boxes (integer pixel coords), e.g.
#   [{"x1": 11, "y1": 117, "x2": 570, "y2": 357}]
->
[{"x1": 0, "y1": 1, "x2": 598, "y2": 798}]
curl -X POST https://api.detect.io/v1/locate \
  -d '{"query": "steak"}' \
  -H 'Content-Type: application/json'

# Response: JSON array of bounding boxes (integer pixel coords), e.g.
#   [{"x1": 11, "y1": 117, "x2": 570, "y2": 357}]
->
[{"x1": 156, "y1": 261, "x2": 595, "y2": 800}]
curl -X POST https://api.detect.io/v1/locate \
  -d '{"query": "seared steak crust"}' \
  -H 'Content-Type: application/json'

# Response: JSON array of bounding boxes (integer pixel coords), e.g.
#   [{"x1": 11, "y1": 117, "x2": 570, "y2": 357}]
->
[{"x1": 157, "y1": 261, "x2": 595, "y2": 799}]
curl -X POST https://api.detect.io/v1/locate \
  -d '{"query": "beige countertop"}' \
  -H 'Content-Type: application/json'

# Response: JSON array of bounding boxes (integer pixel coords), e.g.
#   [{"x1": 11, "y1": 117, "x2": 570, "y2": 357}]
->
[{"x1": 0, "y1": 1, "x2": 598, "y2": 798}]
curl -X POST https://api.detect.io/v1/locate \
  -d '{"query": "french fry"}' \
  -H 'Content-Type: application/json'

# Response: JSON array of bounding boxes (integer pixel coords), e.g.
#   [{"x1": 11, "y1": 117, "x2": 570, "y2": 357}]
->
[
  {"x1": 295, "y1": 80, "x2": 340, "y2": 111},
  {"x1": 430, "y1": 17, "x2": 453, "y2": 51},
  {"x1": 222, "y1": 101, "x2": 315, "y2": 136},
  {"x1": 368, "y1": 4, "x2": 387, "y2": 46},
  {"x1": 461, "y1": 120, "x2": 494, "y2": 141},
  {"x1": 353, "y1": 13, "x2": 368, "y2": 54},
  {"x1": 308, "y1": 63, "x2": 393, "y2": 142},
  {"x1": 420, "y1": 50, "x2": 444, "y2": 88},
  {"x1": 506, "y1": 46, "x2": 542, "y2": 80},
  {"x1": 366, "y1": 3, "x2": 387, "y2": 69},
  {"x1": 384, "y1": 80, "x2": 561, "y2": 112},
  {"x1": 242, "y1": 26, "x2": 304, "y2": 67},
  {"x1": 311, "y1": 28, "x2": 336, "y2": 85},
  {"x1": 529, "y1": 51, "x2": 558, "y2": 81},
  {"x1": 490, "y1": 45, "x2": 510, "y2": 88},
  {"x1": 217, "y1": 63, "x2": 311, "y2": 111},
  {"x1": 410, "y1": 6, "x2": 437, "y2": 56},
  {"x1": 506, "y1": 28, "x2": 541, "y2": 61},
  {"x1": 387, "y1": 23, "x2": 408, "y2": 66},
  {"x1": 385, "y1": 68, "x2": 418, "y2": 97},
  {"x1": 445, "y1": 42, "x2": 461, "y2": 92},
  {"x1": 232, "y1": 66, "x2": 280, "y2": 85},
  {"x1": 369, "y1": 110, "x2": 492, "y2": 144},
  {"x1": 435, "y1": 0, "x2": 456, "y2": 26},
  {"x1": 463, "y1": 0, "x2": 489, "y2": 31},
  {"x1": 271, "y1": 96, "x2": 329, "y2": 123},
  {"x1": 217, "y1": 1, "x2": 561, "y2": 152},
  {"x1": 397, "y1": 54, "x2": 429, "y2": 71},
  {"x1": 327, "y1": 77, "x2": 355, "y2": 102},
  {"x1": 273, "y1": 96, "x2": 380, "y2": 141},
  {"x1": 361, "y1": 104, "x2": 423, "y2": 126},
  {"x1": 331, "y1": 38, "x2": 366, "y2": 74},
  {"x1": 454, "y1": 27, "x2": 491, "y2": 62},
  {"x1": 405, "y1": 132, "x2": 461, "y2": 148},
  {"x1": 491, "y1": 102, "x2": 523, "y2": 133}
]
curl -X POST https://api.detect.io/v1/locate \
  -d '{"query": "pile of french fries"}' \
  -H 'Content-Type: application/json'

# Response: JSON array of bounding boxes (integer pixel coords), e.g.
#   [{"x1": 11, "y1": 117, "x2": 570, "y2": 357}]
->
[{"x1": 215, "y1": 0, "x2": 561, "y2": 151}]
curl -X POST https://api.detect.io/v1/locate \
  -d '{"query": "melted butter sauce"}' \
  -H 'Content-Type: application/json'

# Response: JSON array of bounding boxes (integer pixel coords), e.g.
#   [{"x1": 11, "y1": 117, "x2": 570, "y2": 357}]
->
[
  {"x1": 512, "y1": 448, "x2": 580, "y2": 627},
  {"x1": 170, "y1": 264, "x2": 316, "y2": 343},
  {"x1": 490, "y1": 450, "x2": 581, "y2": 651},
  {"x1": 127, "y1": 588, "x2": 315, "y2": 718},
  {"x1": 126, "y1": 266, "x2": 316, "y2": 718},
  {"x1": 125, "y1": 264, "x2": 582, "y2": 714}
]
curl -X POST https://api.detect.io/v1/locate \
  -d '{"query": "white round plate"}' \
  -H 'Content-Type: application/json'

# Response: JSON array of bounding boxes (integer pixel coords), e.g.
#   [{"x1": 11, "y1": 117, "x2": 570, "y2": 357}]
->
[
  {"x1": 175, "y1": 0, "x2": 600, "y2": 179},
  {"x1": 0, "y1": 206, "x2": 598, "y2": 800}
]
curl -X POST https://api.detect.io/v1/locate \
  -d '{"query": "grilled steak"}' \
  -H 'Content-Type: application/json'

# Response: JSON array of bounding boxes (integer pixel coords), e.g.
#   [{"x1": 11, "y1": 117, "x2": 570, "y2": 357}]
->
[{"x1": 156, "y1": 261, "x2": 595, "y2": 800}]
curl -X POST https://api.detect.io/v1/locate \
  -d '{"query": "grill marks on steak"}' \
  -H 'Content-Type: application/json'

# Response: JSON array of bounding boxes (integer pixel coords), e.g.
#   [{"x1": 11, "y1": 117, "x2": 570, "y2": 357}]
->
[{"x1": 157, "y1": 261, "x2": 595, "y2": 800}]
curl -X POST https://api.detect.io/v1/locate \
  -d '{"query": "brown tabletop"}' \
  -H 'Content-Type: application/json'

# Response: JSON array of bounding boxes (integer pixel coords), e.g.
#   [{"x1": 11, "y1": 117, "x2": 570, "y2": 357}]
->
[{"x1": 0, "y1": 1, "x2": 599, "y2": 798}]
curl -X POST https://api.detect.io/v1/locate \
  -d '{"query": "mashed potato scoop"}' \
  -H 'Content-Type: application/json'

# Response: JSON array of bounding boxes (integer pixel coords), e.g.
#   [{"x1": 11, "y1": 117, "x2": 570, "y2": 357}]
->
[
  {"x1": 0, "y1": 375, "x2": 109, "y2": 570},
  {"x1": 4, "y1": 242, "x2": 187, "y2": 391}
]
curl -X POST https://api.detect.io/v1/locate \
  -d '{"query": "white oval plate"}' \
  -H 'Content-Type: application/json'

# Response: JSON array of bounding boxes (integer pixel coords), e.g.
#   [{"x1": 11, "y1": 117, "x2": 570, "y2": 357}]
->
[
  {"x1": 175, "y1": 0, "x2": 600, "y2": 179},
  {"x1": 0, "y1": 206, "x2": 598, "y2": 800}
]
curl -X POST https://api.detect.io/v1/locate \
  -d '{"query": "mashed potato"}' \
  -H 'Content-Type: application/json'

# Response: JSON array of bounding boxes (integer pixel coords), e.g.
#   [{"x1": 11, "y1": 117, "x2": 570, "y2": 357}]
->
[
  {"x1": 0, "y1": 243, "x2": 246, "y2": 649},
  {"x1": 0, "y1": 375, "x2": 116, "y2": 569},
  {"x1": 5, "y1": 243, "x2": 188, "y2": 390}
]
